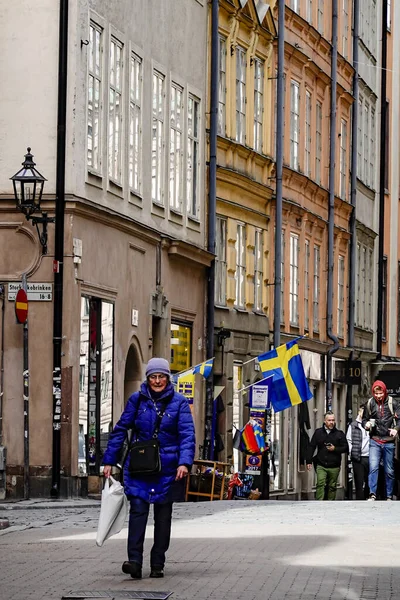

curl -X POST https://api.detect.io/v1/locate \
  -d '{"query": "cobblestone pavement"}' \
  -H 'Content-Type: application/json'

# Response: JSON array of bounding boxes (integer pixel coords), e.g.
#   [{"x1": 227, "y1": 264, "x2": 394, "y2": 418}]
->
[{"x1": 0, "y1": 499, "x2": 399, "y2": 600}]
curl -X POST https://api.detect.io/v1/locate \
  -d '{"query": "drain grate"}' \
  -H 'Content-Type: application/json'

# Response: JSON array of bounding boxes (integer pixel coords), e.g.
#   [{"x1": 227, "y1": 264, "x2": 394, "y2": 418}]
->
[{"x1": 62, "y1": 592, "x2": 172, "y2": 599}]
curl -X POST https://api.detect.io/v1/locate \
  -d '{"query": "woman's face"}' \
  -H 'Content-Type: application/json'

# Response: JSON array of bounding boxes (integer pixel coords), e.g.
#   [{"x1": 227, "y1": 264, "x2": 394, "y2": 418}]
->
[{"x1": 148, "y1": 373, "x2": 168, "y2": 393}]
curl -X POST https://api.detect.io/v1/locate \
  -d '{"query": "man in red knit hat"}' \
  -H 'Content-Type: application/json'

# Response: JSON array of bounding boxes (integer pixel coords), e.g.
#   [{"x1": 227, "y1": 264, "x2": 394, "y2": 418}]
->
[{"x1": 362, "y1": 380, "x2": 400, "y2": 501}]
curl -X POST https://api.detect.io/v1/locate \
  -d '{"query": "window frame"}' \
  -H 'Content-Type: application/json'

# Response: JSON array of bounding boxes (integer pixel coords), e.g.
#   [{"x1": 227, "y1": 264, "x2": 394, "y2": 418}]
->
[
  {"x1": 187, "y1": 94, "x2": 200, "y2": 219},
  {"x1": 108, "y1": 36, "x2": 124, "y2": 184},
  {"x1": 235, "y1": 222, "x2": 246, "y2": 309},
  {"x1": 151, "y1": 70, "x2": 166, "y2": 205},
  {"x1": 128, "y1": 51, "x2": 142, "y2": 195},
  {"x1": 169, "y1": 82, "x2": 184, "y2": 213},
  {"x1": 236, "y1": 45, "x2": 247, "y2": 145},
  {"x1": 87, "y1": 21, "x2": 103, "y2": 174}
]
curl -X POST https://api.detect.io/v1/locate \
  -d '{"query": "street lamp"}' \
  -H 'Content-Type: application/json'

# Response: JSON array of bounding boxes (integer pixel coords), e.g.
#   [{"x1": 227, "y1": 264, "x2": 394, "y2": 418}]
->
[{"x1": 11, "y1": 148, "x2": 55, "y2": 254}]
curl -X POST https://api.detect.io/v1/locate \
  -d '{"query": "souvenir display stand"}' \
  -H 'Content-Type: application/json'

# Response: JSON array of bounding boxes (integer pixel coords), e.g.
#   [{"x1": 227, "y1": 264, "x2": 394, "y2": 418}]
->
[{"x1": 185, "y1": 459, "x2": 232, "y2": 501}]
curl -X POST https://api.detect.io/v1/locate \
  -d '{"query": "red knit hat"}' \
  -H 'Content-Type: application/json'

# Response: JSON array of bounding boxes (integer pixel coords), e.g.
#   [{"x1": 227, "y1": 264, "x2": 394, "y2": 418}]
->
[{"x1": 371, "y1": 380, "x2": 387, "y2": 400}]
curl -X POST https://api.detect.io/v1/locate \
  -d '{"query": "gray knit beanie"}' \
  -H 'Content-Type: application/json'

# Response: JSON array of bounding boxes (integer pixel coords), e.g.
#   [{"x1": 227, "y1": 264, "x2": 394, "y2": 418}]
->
[{"x1": 146, "y1": 357, "x2": 171, "y2": 378}]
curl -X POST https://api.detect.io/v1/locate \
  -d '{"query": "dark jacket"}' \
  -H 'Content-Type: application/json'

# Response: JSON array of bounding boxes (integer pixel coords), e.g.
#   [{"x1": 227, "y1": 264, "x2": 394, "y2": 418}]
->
[
  {"x1": 362, "y1": 396, "x2": 400, "y2": 443},
  {"x1": 103, "y1": 381, "x2": 195, "y2": 503},
  {"x1": 306, "y1": 426, "x2": 348, "y2": 469}
]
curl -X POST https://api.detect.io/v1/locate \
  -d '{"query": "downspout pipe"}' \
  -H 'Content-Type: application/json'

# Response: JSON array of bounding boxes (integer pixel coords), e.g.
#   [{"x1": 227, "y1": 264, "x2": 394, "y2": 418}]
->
[
  {"x1": 50, "y1": 0, "x2": 68, "y2": 497},
  {"x1": 204, "y1": 0, "x2": 218, "y2": 460},
  {"x1": 348, "y1": 1, "x2": 359, "y2": 351},
  {"x1": 376, "y1": 1, "x2": 388, "y2": 358},
  {"x1": 326, "y1": 0, "x2": 340, "y2": 411},
  {"x1": 346, "y1": 0, "x2": 359, "y2": 498},
  {"x1": 273, "y1": 0, "x2": 285, "y2": 349}
]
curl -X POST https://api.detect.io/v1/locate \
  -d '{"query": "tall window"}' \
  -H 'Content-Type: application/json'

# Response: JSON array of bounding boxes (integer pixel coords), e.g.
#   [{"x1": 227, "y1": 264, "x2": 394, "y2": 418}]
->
[
  {"x1": 342, "y1": 0, "x2": 349, "y2": 58},
  {"x1": 235, "y1": 223, "x2": 246, "y2": 308},
  {"x1": 313, "y1": 245, "x2": 320, "y2": 332},
  {"x1": 290, "y1": 234, "x2": 299, "y2": 325},
  {"x1": 254, "y1": 58, "x2": 264, "y2": 153},
  {"x1": 281, "y1": 230, "x2": 285, "y2": 323},
  {"x1": 357, "y1": 93, "x2": 363, "y2": 179},
  {"x1": 108, "y1": 37, "x2": 123, "y2": 183},
  {"x1": 218, "y1": 35, "x2": 227, "y2": 136},
  {"x1": 316, "y1": 101, "x2": 322, "y2": 185},
  {"x1": 215, "y1": 217, "x2": 227, "y2": 306},
  {"x1": 337, "y1": 255, "x2": 345, "y2": 336},
  {"x1": 340, "y1": 119, "x2": 347, "y2": 199},
  {"x1": 290, "y1": 81, "x2": 300, "y2": 170},
  {"x1": 88, "y1": 22, "x2": 102, "y2": 172},
  {"x1": 370, "y1": 107, "x2": 376, "y2": 187},
  {"x1": 129, "y1": 52, "x2": 142, "y2": 193},
  {"x1": 169, "y1": 83, "x2": 183, "y2": 212},
  {"x1": 290, "y1": 0, "x2": 299, "y2": 13},
  {"x1": 382, "y1": 256, "x2": 387, "y2": 340},
  {"x1": 187, "y1": 95, "x2": 200, "y2": 218},
  {"x1": 305, "y1": 240, "x2": 310, "y2": 330},
  {"x1": 318, "y1": 0, "x2": 324, "y2": 34},
  {"x1": 306, "y1": 0, "x2": 312, "y2": 23},
  {"x1": 152, "y1": 71, "x2": 165, "y2": 204},
  {"x1": 364, "y1": 102, "x2": 369, "y2": 185},
  {"x1": 254, "y1": 229, "x2": 263, "y2": 312},
  {"x1": 387, "y1": 0, "x2": 391, "y2": 30},
  {"x1": 305, "y1": 91, "x2": 312, "y2": 178},
  {"x1": 236, "y1": 46, "x2": 247, "y2": 144}
]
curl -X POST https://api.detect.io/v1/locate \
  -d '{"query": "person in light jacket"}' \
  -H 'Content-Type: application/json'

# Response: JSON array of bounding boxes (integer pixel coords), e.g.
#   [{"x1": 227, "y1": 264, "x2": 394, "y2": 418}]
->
[
  {"x1": 103, "y1": 357, "x2": 195, "y2": 579},
  {"x1": 346, "y1": 404, "x2": 369, "y2": 500}
]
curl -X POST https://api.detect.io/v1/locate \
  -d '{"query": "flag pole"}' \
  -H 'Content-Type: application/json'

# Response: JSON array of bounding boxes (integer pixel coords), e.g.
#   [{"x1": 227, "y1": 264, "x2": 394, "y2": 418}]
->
[
  {"x1": 237, "y1": 375, "x2": 274, "y2": 394},
  {"x1": 242, "y1": 334, "x2": 308, "y2": 367},
  {"x1": 174, "y1": 357, "x2": 215, "y2": 377}
]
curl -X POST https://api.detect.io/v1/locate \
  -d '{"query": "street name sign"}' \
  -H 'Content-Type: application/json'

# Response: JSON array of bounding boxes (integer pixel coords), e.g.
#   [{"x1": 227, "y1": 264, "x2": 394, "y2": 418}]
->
[{"x1": 8, "y1": 282, "x2": 53, "y2": 302}]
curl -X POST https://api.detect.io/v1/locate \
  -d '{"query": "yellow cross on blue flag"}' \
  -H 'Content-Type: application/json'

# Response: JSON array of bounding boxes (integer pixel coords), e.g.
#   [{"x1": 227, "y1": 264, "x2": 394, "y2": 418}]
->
[
  {"x1": 257, "y1": 340, "x2": 312, "y2": 413},
  {"x1": 192, "y1": 358, "x2": 214, "y2": 379}
]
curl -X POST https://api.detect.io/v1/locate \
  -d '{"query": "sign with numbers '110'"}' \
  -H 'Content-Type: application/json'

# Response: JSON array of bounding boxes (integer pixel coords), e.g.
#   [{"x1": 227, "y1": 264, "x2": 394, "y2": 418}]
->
[{"x1": 8, "y1": 283, "x2": 53, "y2": 302}]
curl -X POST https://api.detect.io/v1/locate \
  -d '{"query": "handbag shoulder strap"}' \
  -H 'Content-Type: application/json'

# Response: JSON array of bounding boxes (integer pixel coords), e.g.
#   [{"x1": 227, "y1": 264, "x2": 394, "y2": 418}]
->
[{"x1": 152, "y1": 401, "x2": 167, "y2": 438}]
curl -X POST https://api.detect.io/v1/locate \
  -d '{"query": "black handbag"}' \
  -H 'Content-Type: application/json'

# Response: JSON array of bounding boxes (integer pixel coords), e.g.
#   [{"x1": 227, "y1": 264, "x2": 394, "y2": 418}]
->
[{"x1": 128, "y1": 402, "x2": 165, "y2": 476}]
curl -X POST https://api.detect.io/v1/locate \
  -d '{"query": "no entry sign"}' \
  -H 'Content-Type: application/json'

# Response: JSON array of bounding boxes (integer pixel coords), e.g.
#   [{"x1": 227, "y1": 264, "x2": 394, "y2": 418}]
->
[{"x1": 15, "y1": 288, "x2": 28, "y2": 324}]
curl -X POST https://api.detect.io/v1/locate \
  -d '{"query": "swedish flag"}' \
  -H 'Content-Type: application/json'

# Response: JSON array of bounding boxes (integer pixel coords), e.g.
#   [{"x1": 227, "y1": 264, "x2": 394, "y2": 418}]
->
[
  {"x1": 257, "y1": 340, "x2": 312, "y2": 413},
  {"x1": 192, "y1": 358, "x2": 214, "y2": 379}
]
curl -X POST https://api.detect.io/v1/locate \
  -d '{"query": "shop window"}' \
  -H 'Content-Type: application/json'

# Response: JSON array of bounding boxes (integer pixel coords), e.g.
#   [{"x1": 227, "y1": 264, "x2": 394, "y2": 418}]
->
[
  {"x1": 79, "y1": 296, "x2": 114, "y2": 475},
  {"x1": 170, "y1": 322, "x2": 192, "y2": 374}
]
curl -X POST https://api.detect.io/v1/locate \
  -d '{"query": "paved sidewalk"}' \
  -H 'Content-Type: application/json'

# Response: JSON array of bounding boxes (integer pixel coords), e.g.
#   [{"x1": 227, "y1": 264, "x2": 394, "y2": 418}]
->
[{"x1": 0, "y1": 500, "x2": 399, "y2": 600}]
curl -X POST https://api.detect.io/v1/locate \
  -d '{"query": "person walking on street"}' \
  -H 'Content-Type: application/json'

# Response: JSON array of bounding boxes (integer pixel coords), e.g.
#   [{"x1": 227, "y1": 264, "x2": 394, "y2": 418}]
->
[
  {"x1": 346, "y1": 404, "x2": 370, "y2": 500},
  {"x1": 306, "y1": 412, "x2": 348, "y2": 500},
  {"x1": 103, "y1": 357, "x2": 195, "y2": 579},
  {"x1": 362, "y1": 380, "x2": 400, "y2": 501}
]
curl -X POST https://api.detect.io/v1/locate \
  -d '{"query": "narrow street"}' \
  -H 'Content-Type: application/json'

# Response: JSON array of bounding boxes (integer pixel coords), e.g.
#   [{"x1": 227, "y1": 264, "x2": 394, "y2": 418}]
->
[{"x1": 0, "y1": 499, "x2": 399, "y2": 600}]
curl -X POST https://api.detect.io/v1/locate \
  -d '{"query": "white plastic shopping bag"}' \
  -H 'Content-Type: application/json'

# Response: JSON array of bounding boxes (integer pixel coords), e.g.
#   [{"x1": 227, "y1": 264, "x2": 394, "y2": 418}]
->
[{"x1": 96, "y1": 476, "x2": 128, "y2": 547}]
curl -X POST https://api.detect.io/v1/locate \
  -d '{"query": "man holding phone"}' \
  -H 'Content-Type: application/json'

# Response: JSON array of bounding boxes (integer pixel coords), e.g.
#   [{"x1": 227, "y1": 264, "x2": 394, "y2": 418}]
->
[{"x1": 306, "y1": 412, "x2": 348, "y2": 500}]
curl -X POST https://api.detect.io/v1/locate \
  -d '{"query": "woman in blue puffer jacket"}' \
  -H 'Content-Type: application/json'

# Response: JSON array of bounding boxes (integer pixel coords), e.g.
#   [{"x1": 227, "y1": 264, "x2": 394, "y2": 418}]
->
[{"x1": 103, "y1": 357, "x2": 195, "y2": 580}]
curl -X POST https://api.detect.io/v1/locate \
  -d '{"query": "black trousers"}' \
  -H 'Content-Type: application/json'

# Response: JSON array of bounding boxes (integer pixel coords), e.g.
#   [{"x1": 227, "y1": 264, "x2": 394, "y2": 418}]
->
[
  {"x1": 127, "y1": 497, "x2": 173, "y2": 568},
  {"x1": 352, "y1": 456, "x2": 369, "y2": 500}
]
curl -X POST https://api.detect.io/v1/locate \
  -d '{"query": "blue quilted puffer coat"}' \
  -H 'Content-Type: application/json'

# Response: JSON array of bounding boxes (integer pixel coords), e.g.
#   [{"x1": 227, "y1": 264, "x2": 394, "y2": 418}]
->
[{"x1": 102, "y1": 381, "x2": 195, "y2": 503}]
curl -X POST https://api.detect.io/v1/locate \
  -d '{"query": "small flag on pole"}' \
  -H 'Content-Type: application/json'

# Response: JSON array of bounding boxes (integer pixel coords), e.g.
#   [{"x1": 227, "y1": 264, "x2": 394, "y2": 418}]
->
[
  {"x1": 257, "y1": 339, "x2": 312, "y2": 413},
  {"x1": 192, "y1": 358, "x2": 214, "y2": 379}
]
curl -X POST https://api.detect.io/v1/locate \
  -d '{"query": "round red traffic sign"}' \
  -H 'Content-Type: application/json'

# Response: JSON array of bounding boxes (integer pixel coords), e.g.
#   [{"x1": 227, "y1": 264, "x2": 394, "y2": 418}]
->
[{"x1": 15, "y1": 288, "x2": 28, "y2": 324}]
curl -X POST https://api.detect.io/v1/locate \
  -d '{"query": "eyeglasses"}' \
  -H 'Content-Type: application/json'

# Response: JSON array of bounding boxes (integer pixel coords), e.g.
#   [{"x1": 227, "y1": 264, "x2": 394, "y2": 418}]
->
[{"x1": 148, "y1": 374, "x2": 168, "y2": 381}]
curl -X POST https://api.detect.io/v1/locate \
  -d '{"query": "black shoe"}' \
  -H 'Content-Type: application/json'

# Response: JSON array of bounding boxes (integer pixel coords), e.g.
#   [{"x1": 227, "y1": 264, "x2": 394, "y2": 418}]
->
[
  {"x1": 150, "y1": 566, "x2": 164, "y2": 578},
  {"x1": 122, "y1": 561, "x2": 142, "y2": 579}
]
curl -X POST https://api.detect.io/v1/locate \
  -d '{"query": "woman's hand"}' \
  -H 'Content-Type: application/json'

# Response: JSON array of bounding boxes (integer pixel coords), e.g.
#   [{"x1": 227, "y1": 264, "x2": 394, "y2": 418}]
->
[
  {"x1": 175, "y1": 465, "x2": 189, "y2": 480},
  {"x1": 103, "y1": 465, "x2": 112, "y2": 478}
]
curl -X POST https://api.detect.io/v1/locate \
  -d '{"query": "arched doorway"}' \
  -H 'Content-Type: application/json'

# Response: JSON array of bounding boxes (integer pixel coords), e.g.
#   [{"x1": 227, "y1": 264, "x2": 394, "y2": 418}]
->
[{"x1": 124, "y1": 342, "x2": 142, "y2": 403}]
